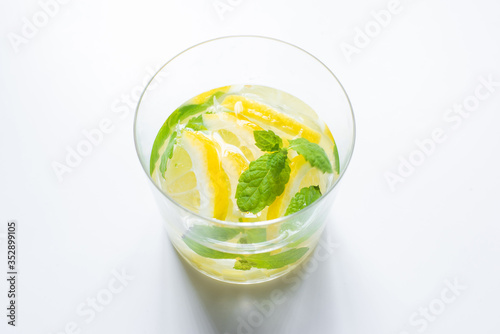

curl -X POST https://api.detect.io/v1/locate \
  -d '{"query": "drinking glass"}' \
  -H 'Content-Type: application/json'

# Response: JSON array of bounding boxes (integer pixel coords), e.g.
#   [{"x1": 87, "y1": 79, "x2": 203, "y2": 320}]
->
[{"x1": 134, "y1": 36, "x2": 355, "y2": 284}]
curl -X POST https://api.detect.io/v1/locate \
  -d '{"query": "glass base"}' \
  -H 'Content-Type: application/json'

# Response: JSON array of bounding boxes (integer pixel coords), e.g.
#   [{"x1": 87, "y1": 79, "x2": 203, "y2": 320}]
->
[{"x1": 169, "y1": 234, "x2": 320, "y2": 285}]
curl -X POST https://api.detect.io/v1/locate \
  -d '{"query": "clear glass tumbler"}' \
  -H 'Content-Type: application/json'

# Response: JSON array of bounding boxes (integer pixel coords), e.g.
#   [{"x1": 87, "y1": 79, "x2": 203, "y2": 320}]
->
[{"x1": 134, "y1": 36, "x2": 355, "y2": 284}]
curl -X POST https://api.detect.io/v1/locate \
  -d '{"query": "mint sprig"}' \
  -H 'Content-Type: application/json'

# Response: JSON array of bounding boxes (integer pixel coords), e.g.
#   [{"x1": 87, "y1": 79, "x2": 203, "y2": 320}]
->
[
  {"x1": 254, "y1": 130, "x2": 282, "y2": 152},
  {"x1": 285, "y1": 186, "x2": 322, "y2": 216},
  {"x1": 185, "y1": 115, "x2": 206, "y2": 131},
  {"x1": 236, "y1": 149, "x2": 290, "y2": 214},
  {"x1": 235, "y1": 130, "x2": 334, "y2": 214},
  {"x1": 289, "y1": 138, "x2": 333, "y2": 173}
]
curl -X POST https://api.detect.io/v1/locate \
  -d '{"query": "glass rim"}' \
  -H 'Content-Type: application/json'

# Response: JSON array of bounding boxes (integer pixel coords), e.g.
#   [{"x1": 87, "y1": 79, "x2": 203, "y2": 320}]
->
[{"x1": 133, "y1": 35, "x2": 356, "y2": 228}]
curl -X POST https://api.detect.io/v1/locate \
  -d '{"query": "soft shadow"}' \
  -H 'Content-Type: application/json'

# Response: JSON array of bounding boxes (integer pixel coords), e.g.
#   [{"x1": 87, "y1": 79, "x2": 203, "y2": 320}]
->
[{"x1": 169, "y1": 232, "x2": 338, "y2": 334}]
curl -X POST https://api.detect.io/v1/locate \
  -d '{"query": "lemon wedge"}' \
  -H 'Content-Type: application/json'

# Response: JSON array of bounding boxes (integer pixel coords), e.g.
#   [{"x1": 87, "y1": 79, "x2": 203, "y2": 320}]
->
[
  {"x1": 221, "y1": 151, "x2": 249, "y2": 221},
  {"x1": 203, "y1": 112, "x2": 263, "y2": 162},
  {"x1": 162, "y1": 130, "x2": 230, "y2": 220},
  {"x1": 221, "y1": 95, "x2": 322, "y2": 143}
]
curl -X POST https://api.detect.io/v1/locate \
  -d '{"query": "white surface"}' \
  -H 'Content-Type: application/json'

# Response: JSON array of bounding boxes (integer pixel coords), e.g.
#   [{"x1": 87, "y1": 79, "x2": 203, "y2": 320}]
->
[{"x1": 1, "y1": 0, "x2": 500, "y2": 333}]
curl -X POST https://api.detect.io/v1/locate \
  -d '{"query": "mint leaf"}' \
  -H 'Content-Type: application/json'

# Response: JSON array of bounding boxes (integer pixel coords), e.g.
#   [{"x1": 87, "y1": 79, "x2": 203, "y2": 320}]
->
[
  {"x1": 150, "y1": 122, "x2": 171, "y2": 175},
  {"x1": 280, "y1": 186, "x2": 322, "y2": 234},
  {"x1": 289, "y1": 138, "x2": 333, "y2": 173},
  {"x1": 236, "y1": 149, "x2": 290, "y2": 214},
  {"x1": 189, "y1": 225, "x2": 240, "y2": 242},
  {"x1": 184, "y1": 235, "x2": 308, "y2": 269},
  {"x1": 159, "y1": 131, "x2": 177, "y2": 176},
  {"x1": 183, "y1": 232, "x2": 308, "y2": 270},
  {"x1": 150, "y1": 104, "x2": 204, "y2": 175},
  {"x1": 183, "y1": 237, "x2": 239, "y2": 259},
  {"x1": 234, "y1": 258, "x2": 252, "y2": 270},
  {"x1": 245, "y1": 248, "x2": 309, "y2": 269},
  {"x1": 149, "y1": 91, "x2": 224, "y2": 175},
  {"x1": 186, "y1": 225, "x2": 267, "y2": 246},
  {"x1": 285, "y1": 186, "x2": 322, "y2": 216},
  {"x1": 238, "y1": 228, "x2": 267, "y2": 244},
  {"x1": 185, "y1": 115, "x2": 206, "y2": 131},
  {"x1": 254, "y1": 130, "x2": 282, "y2": 152},
  {"x1": 171, "y1": 91, "x2": 224, "y2": 128},
  {"x1": 333, "y1": 143, "x2": 340, "y2": 174},
  {"x1": 267, "y1": 148, "x2": 288, "y2": 170}
]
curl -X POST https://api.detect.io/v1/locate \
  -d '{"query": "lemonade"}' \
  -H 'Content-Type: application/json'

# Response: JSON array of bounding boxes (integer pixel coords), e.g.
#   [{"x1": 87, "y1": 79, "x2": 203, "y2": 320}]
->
[{"x1": 149, "y1": 85, "x2": 340, "y2": 282}]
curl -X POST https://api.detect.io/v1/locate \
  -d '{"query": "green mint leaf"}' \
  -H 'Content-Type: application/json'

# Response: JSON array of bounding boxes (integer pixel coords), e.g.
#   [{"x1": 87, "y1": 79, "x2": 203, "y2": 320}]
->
[
  {"x1": 236, "y1": 149, "x2": 290, "y2": 214},
  {"x1": 285, "y1": 186, "x2": 322, "y2": 217},
  {"x1": 159, "y1": 131, "x2": 177, "y2": 176},
  {"x1": 171, "y1": 91, "x2": 224, "y2": 128},
  {"x1": 185, "y1": 115, "x2": 206, "y2": 131},
  {"x1": 234, "y1": 258, "x2": 252, "y2": 270},
  {"x1": 245, "y1": 248, "x2": 309, "y2": 269},
  {"x1": 289, "y1": 138, "x2": 333, "y2": 173},
  {"x1": 280, "y1": 186, "x2": 322, "y2": 234},
  {"x1": 238, "y1": 228, "x2": 267, "y2": 244},
  {"x1": 189, "y1": 225, "x2": 240, "y2": 242},
  {"x1": 149, "y1": 92, "x2": 223, "y2": 175},
  {"x1": 183, "y1": 237, "x2": 239, "y2": 259},
  {"x1": 267, "y1": 148, "x2": 288, "y2": 170},
  {"x1": 150, "y1": 122, "x2": 171, "y2": 175},
  {"x1": 254, "y1": 130, "x2": 282, "y2": 152},
  {"x1": 183, "y1": 231, "x2": 307, "y2": 270},
  {"x1": 150, "y1": 104, "x2": 203, "y2": 175},
  {"x1": 333, "y1": 143, "x2": 340, "y2": 174}
]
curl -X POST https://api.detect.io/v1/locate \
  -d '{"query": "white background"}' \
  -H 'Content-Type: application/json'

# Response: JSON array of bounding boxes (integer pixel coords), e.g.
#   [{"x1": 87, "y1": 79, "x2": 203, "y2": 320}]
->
[{"x1": 1, "y1": 0, "x2": 500, "y2": 333}]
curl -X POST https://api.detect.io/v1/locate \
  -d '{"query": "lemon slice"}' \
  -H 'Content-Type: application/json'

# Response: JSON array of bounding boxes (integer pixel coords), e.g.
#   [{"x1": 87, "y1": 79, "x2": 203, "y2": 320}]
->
[
  {"x1": 221, "y1": 151, "x2": 249, "y2": 221},
  {"x1": 221, "y1": 95, "x2": 322, "y2": 143},
  {"x1": 203, "y1": 112, "x2": 263, "y2": 162},
  {"x1": 203, "y1": 112, "x2": 273, "y2": 221},
  {"x1": 163, "y1": 130, "x2": 230, "y2": 220}
]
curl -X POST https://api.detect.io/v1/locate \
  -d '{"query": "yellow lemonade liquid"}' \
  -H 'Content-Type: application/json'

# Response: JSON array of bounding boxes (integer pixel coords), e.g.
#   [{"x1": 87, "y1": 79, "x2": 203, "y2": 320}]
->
[{"x1": 150, "y1": 85, "x2": 340, "y2": 282}]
